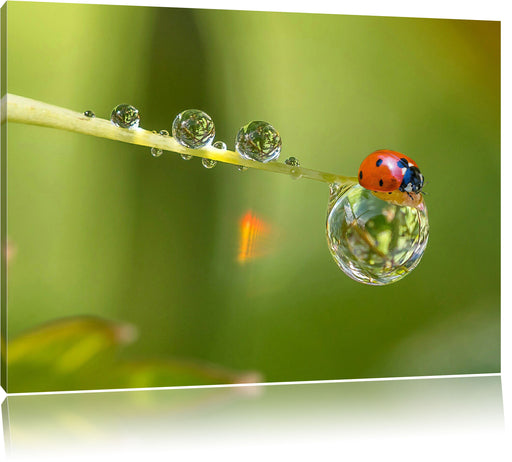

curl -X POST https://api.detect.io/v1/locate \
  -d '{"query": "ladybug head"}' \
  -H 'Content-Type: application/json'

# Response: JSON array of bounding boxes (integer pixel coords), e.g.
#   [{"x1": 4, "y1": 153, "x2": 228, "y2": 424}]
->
[{"x1": 399, "y1": 165, "x2": 424, "y2": 194}]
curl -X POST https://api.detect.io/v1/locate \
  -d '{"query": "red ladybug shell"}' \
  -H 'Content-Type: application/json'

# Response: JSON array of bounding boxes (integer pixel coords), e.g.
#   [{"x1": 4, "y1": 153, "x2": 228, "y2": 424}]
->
[{"x1": 358, "y1": 150, "x2": 418, "y2": 192}]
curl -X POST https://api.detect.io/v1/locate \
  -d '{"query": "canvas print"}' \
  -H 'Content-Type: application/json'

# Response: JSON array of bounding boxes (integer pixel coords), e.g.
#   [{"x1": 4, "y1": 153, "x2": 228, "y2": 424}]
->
[
  {"x1": 0, "y1": 2, "x2": 500, "y2": 393},
  {"x1": 2, "y1": 376, "x2": 504, "y2": 459}
]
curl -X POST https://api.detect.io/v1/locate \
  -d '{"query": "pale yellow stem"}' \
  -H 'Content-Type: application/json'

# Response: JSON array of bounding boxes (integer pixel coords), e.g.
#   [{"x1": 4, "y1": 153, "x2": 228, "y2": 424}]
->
[{"x1": 5, "y1": 94, "x2": 357, "y2": 186}]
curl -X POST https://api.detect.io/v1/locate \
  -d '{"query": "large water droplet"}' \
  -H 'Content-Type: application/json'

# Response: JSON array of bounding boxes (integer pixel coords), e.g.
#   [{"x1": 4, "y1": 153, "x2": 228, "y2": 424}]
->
[
  {"x1": 235, "y1": 121, "x2": 281, "y2": 163},
  {"x1": 110, "y1": 104, "x2": 140, "y2": 128},
  {"x1": 202, "y1": 158, "x2": 217, "y2": 169},
  {"x1": 172, "y1": 109, "x2": 215, "y2": 148},
  {"x1": 326, "y1": 184, "x2": 429, "y2": 285}
]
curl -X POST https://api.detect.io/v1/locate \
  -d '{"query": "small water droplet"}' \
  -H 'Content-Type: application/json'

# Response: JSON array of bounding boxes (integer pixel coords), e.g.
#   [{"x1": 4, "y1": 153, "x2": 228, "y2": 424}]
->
[
  {"x1": 286, "y1": 157, "x2": 302, "y2": 179},
  {"x1": 159, "y1": 129, "x2": 169, "y2": 136},
  {"x1": 326, "y1": 184, "x2": 429, "y2": 285},
  {"x1": 237, "y1": 165, "x2": 248, "y2": 172},
  {"x1": 285, "y1": 156, "x2": 300, "y2": 167},
  {"x1": 172, "y1": 109, "x2": 215, "y2": 148},
  {"x1": 150, "y1": 130, "x2": 164, "y2": 157},
  {"x1": 202, "y1": 158, "x2": 217, "y2": 169},
  {"x1": 213, "y1": 140, "x2": 227, "y2": 150},
  {"x1": 290, "y1": 168, "x2": 302, "y2": 180},
  {"x1": 180, "y1": 154, "x2": 193, "y2": 161},
  {"x1": 83, "y1": 110, "x2": 95, "y2": 118},
  {"x1": 110, "y1": 104, "x2": 140, "y2": 128},
  {"x1": 235, "y1": 121, "x2": 281, "y2": 163}
]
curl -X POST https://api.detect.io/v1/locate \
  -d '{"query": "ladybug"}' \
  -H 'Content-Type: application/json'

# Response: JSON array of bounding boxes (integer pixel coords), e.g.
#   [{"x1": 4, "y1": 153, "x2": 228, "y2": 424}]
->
[{"x1": 358, "y1": 150, "x2": 424, "y2": 197}]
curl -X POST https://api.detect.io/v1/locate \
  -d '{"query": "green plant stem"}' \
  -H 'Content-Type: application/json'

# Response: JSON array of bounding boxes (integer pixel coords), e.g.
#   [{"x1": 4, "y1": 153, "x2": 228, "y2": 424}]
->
[{"x1": 5, "y1": 94, "x2": 357, "y2": 186}]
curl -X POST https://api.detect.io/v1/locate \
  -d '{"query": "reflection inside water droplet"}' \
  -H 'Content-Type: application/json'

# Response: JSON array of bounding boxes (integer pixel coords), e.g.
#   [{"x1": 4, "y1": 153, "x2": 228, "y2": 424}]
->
[
  {"x1": 235, "y1": 121, "x2": 281, "y2": 163},
  {"x1": 150, "y1": 130, "x2": 169, "y2": 157},
  {"x1": 202, "y1": 158, "x2": 217, "y2": 169},
  {"x1": 110, "y1": 104, "x2": 140, "y2": 129},
  {"x1": 172, "y1": 109, "x2": 215, "y2": 149},
  {"x1": 326, "y1": 184, "x2": 429, "y2": 285},
  {"x1": 149, "y1": 131, "x2": 161, "y2": 157},
  {"x1": 285, "y1": 157, "x2": 301, "y2": 179},
  {"x1": 213, "y1": 140, "x2": 227, "y2": 150},
  {"x1": 285, "y1": 156, "x2": 300, "y2": 167}
]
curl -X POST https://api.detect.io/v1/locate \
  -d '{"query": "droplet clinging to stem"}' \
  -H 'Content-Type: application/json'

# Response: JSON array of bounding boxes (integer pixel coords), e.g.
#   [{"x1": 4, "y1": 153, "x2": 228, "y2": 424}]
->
[
  {"x1": 326, "y1": 184, "x2": 429, "y2": 285},
  {"x1": 110, "y1": 104, "x2": 140, "y2": 129},
  {"x1": 172, "y1": 109, "x2": 215, "y2": 149},
  {"x1": 10, "y1": 94, "x2": 432, "y2": 285},
  {"x1": 235, "y1": 121, "x2": 281, "y2": 163}
]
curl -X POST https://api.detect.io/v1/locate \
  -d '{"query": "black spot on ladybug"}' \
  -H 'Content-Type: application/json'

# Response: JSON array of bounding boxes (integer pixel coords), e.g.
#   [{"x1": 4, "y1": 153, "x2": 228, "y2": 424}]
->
[
  {"x1": 388, "y1": 192, "x2": 392, "y2": 195},
  {"x1": 376, "y1": 159, "x2": 383, "y2": 167},
  {"x1": 359, "y1": 171, "x2": 363, "y2": 179},
  {"x1": 379, "y1": 179, "x2": 384, "y2": 187}
]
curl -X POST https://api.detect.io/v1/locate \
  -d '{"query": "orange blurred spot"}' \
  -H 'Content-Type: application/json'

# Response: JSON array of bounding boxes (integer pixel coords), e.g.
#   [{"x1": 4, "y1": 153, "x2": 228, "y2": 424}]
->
[
  {"x1": 5, "y1": 238, "x2": 17, "y2": 265},
  {"x1": 238, "y1": 211, "x2": 271, "y2": 263}
]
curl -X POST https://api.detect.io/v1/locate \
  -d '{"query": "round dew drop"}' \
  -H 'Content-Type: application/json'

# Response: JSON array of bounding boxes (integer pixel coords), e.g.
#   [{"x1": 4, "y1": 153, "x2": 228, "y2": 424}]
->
[
  {"x1": 180, "y1": 154, "x2": 193, "y2": 161},
  {"x1": 172, "y1": 109, "x2": 215, "y2": 149},
  {"x1": 326, "y1": 184, "x2": 429, "y2": 285},
  {"x1": 235, "y1": 121, "x2": 281, "y2": 163},
  {"x1": 285, "y1": 156, "x2": 300, "y2": 167},
  {"x1": 202, "y1": 158, "x2": 217, "y2": 169},
  {"x1": 110, "y1": 104, "x2": 140, "y2": 129},
  {"x1": 150, "y1": 130, "x2": 169, "y2": 157},
  {"x1": 290, "y1": 168, "x2": 302, "y2": 180},
  {"x1": 285, "y1": 157, "x2": 301, "y2": 179},
  {"x1": 83, "y1": 110, "x2": 95, "y2": 118},
  {"x1": 213, "y1": 140, "x2": 227, "y2": 150}
]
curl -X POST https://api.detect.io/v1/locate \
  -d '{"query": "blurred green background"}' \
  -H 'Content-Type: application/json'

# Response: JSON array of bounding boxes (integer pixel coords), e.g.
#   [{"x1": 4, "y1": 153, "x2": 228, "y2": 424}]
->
[{"x1": 5, "y1": 2, "x2": 500, "y2": 392}]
